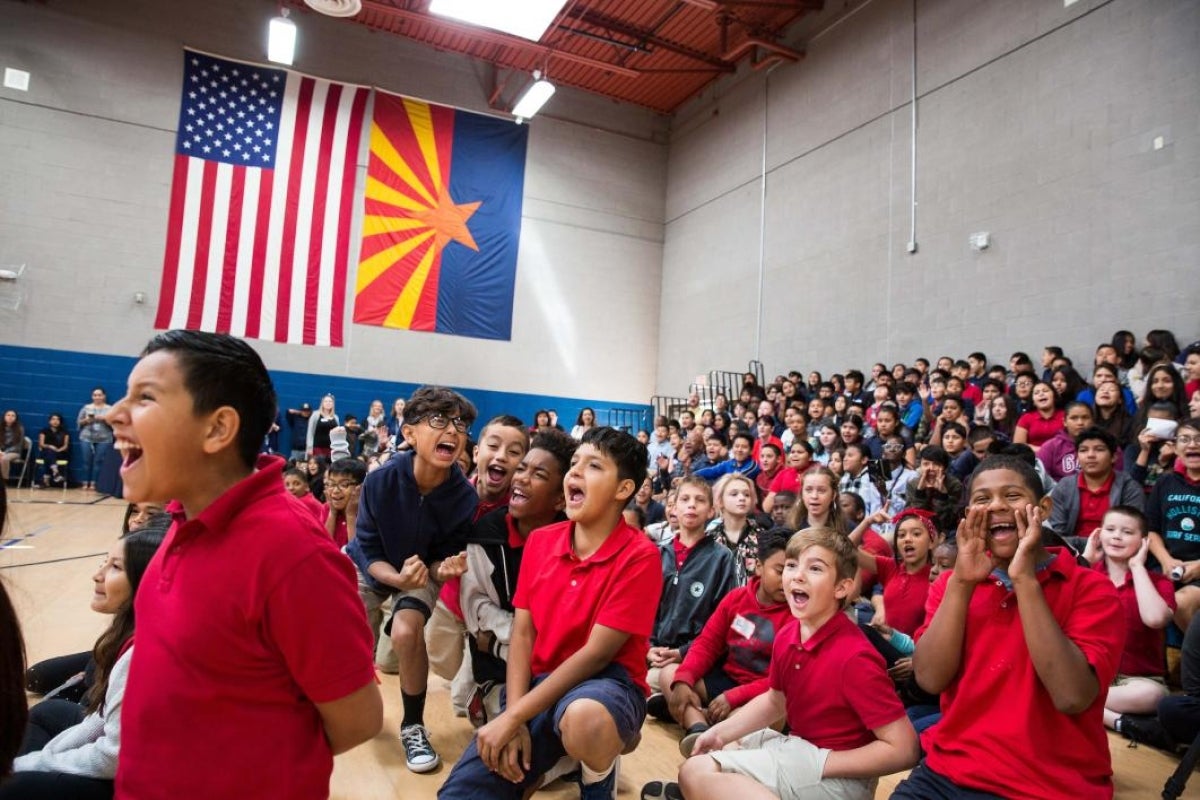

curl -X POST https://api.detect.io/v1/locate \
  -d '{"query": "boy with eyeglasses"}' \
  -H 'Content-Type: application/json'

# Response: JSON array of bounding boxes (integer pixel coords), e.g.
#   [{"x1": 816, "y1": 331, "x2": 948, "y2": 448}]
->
[
  {"x1": 346, "y1": 386, "x2": 479, "y2": 773},
  {"x1": 1147, "y1": 416, "x2": 1200, "y2": 632}
]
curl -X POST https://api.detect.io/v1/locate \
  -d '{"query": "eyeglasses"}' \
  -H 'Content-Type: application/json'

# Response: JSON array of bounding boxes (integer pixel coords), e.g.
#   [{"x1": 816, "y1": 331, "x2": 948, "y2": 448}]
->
[
  {"x1": 1177, "y1": 435, "x2": 1199, "y2": 446},
  {"x1": 423, "y1": 414, "x2": 471, "y2": 433},
  {"x1": 325, "y1": 481, "x2": 357, "y2": 491},
  {"x1": 882, "y1": 443, "x2": 904, "y2": 451}
]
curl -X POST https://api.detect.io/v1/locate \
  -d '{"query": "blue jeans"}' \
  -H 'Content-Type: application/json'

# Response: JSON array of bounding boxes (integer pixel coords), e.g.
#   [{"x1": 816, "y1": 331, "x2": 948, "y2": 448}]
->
[{"x1": 82, "y1": 441, "x2": 111, "y2": 484}]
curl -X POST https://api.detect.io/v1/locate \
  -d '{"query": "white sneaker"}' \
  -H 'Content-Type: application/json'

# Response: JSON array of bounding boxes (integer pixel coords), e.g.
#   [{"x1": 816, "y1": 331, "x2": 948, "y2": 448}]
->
[{"x1": 399, "y1": 724, "x2": 440, "y2": 773}]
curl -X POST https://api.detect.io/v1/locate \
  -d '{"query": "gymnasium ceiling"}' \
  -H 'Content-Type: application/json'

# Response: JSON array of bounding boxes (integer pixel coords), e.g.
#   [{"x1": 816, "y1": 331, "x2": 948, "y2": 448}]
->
[{"x1": 290, "y1": 1, "x2": 825, "y2": 115}]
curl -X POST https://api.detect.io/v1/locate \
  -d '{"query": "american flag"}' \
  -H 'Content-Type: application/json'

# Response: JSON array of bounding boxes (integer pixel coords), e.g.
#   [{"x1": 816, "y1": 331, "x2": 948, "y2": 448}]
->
[{"x1": 155, "y1": 51, "x2": 369, "y2": 347}]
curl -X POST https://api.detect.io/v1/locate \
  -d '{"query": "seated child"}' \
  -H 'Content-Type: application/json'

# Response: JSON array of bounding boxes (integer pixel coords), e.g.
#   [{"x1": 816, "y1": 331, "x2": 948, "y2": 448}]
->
[
  {"x1": 460, "y1": 430, "x2": 575, "y2": 726},
  {"x1": 707, "y1": 473, "x2": 765, "y2": 584},
  {"x1": 1037, "y1": 401, "x2": 1093, "y2": 483},
  {"x1": 1047, "y1": 426, "x2": 1143, "y2": 545},
  {"x1": 654, "y1": 527, "x2": 919, "y2": 800},
  {"x1": 838, "y1": 443, "x2": 883, "y2": 516},
  {"x1": 345, "y1": 386, "x2": 480, "y2": 773},
  {"x1": 693, "y1": 432, "x2": 761, "y2": 483},
  {"x1": 658, "y1": 528, "x2": 793, "y2": 756},
  {"x1": 649, "y1": 478, "x2": 739, "y2": 696},
  {"x1": 283, "y1": 466, "x2": 325, "y2": 521},
  {"x1": 1080, "y1": 506, "x2": 1174, "y2": 734},
  {"x1": 321, "y1": 458, "x2": 367, "y2": 547},
  {"x1": 893, "y1": 454, "x2": 1125, "y2": 799},
  {"x1": 438, "y1": 428, "x2": 663, "y2": 800},
  {"x1": 768, "y1": 490, "x2": 796, "y2": 528},
  {"x1": 1147, "y1": 416, "x2": 1200, "y2": 631}
]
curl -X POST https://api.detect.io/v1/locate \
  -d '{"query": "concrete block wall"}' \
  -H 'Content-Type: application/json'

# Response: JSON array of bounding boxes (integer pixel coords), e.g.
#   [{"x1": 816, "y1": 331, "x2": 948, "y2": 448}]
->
[
  {"x1": 657, "y1": 0, "x2": 1200, "y2": 393},
  {"x1": 0, "y1": 0, "x2": 667, "y2": 407}
]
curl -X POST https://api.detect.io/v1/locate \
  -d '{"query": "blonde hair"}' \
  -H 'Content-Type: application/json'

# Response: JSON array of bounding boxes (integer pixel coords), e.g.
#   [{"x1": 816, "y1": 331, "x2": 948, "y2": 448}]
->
[
  {"x1": 675, "y1": 475, "x2": 712, "y2": 505},
  {"x1": 786, "y1": 467, "x2": 848, "y2": 534},
  {"x1": 712, "y1": 472, "x2": 755, "y2": 514}
]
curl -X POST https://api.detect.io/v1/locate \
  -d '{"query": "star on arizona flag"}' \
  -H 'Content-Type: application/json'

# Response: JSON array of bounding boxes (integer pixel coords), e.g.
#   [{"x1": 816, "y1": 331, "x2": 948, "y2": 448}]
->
[{"x1": 354, "y1": 92, "x2": 528, "y2": 340}]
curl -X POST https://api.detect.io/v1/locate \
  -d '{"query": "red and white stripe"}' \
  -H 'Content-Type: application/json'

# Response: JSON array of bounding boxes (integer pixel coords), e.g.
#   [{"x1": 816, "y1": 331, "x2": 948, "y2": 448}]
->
[{"x1": 156, "y1": 72, "x2": 368, "y2": 347}]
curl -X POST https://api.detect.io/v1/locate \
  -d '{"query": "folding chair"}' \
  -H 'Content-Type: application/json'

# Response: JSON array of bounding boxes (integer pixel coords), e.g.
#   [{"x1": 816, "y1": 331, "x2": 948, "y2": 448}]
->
[
  {"x1": 7, "y1": 436, "x2": 32, "y2": 488},
  {"x1": 33, "y1": 453, "x2": 70, "y2": 501}
]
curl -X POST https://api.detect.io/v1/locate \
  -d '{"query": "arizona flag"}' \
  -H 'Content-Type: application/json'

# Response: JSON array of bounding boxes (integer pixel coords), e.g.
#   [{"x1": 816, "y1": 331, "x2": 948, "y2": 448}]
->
[
  {"x1": 156, "y1": 51, "x2": 368, "y2": 347},
  {"x1": 354, "y1": 92, "x2": 528, "y2": 340}
]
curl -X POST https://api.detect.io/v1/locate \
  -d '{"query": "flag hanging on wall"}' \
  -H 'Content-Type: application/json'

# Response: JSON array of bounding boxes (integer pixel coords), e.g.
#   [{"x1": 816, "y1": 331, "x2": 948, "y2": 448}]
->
[
  {"x1": 354, "y1": 92, "x2": 528, "y2": 340},
  {"x1": 155, "y1": 50, "x2": 368, "y2": 347}
]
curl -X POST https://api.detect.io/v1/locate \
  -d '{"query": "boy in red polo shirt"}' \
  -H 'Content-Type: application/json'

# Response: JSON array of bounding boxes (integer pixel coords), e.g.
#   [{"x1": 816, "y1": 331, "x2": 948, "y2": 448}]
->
[
  {"x1": 438, "y1": 427, "x2": 662, "y2": 800},
  {"x1": 110, "y1": 330, "x2": 381, "y2": 800},
  {"x1": 893, "y1": 455, "x2": 1126, "y2": 799},
  {"x1": 321, "y1": 458, "x2": 366, "y2": 547},
  {"x1": 283, "y1": 466, "x2": 326, "y2": 521},
  {"x1": 658, "y1": 527, "x2": 918, "y2": 800},
  {"x1": 1081, "y1": 505, "x2": 1175, "y2": 733}
]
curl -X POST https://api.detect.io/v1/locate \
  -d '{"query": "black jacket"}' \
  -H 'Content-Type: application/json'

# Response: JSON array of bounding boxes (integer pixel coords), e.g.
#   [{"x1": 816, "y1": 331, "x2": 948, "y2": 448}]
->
[{"x1": 651, "y1": 534, "x2": 738, "y2": 656}]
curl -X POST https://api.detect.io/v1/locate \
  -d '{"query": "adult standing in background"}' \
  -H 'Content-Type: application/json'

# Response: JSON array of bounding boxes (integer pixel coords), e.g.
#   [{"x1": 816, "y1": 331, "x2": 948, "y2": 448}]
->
[
  {"x1": 307, "y1": 394, "x2": 339, "y2": 459},
  {"x1": 77, "y1": 388, "x2": 113, "y2": 491},
  {"x1": 570, "y1": 407, "x2": 596, "y2": 441}
]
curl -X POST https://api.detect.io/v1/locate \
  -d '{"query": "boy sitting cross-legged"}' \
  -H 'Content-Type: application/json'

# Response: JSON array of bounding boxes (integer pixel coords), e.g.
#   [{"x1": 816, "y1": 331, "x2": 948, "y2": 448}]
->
[
  {"x1": 892, "y1": 454, "x2": 1126, "y2": 799},
  {"x1": 659, "y1": 527, "x2": 794, "y2": 758},
  {"x1": 459, "y1": 429, "x2": 577, "y2": 725},
  {"x1": 438, "y1": 427, "x2": 663, "y2": 800},
  {"x1": 646, "y1": 527, "x2": 919, "y2": 800}
]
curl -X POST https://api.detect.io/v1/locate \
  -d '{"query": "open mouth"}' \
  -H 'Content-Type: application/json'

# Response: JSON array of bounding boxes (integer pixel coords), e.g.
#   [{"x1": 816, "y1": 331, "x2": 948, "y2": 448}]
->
[
  {"x1": 565, "y1": 484, "x2": 585, "y2": 506},
  {"x1": 789, "y1": 589, "x2": 810, "y2": 609},
  {"x1": 988, "y1": 522, "x2": 1017, "y2": 543},
  {"x1": 509, "y1": 487, "x2": 529, "y2": 508},
  {"x1": 435, "y1": 441, "x2": 458, "y2": 458},
  {"x1": 901, "y1": 545, "x2": 918, "y2": 558},
  {"x1": 485, "y1": 464, "x2": 509, "y2": 485},
  {"x1": 115, "y1": 439, "x2": 143, "y2": 470}
]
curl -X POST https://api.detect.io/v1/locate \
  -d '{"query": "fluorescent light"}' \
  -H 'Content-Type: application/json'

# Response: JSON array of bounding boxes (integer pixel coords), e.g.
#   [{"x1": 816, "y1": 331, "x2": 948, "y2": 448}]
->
[
  {"x1": 429, "y1": 0, "x2": 567, "y2": 42},
  {"x1": 512, "y1": 76, "x2": 555, "y2": 123},
  {"x1": 268, "y1": 13, "x2": 297, "y2": 65}
]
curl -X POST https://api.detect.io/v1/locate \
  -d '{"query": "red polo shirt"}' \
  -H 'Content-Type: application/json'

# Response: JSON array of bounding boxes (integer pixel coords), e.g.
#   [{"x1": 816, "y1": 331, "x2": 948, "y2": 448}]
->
[
  {"x1": 1093, "y1": 560, "x2": 1175, "y2": 677},
  {"x1": 320, "y1": 505, "x2": 349, "y2": 548},
  {"x1": 512, "y1": 518, "x2": 662, "y2": 695},
  {"x1": 916, "y1": 549, "x2": 1124, "y2": 799},
  {"x1": 768, "y1": 611, "x2": 905, "y2": 750},
  {"x1": 869, "y1": 556, "x2": 932, "y2": 636},
  {"x1": 116, "y1": 456, "x2": 376, "y2": 800},
  {"x1": 294, "y1": 490, "x2": 324, "y2": 522},
  {"x1": 1073, "y1": 471, "x2": 1115, "y2": 540},
  {"x1": 1016, "y1": 409, "x2": 1064, "y2": 448},
  {"x1": 768, "y1": 467, "x2": 802, "y2": 495}
]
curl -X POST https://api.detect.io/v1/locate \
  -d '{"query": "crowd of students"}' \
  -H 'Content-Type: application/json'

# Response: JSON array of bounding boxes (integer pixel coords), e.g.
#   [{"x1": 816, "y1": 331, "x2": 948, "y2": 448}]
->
[{"x1": 2, "y1": 326, "x2": 1200, "y2": 800}]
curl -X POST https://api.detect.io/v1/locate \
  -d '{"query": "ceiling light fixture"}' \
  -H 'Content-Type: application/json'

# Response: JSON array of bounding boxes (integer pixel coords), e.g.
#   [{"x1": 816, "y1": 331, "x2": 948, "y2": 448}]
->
[
  {"x1": 512, "y1": 71, "x2": 555, "y2": 124},
  {"x1": 429, "y1": 0, "x2": 568, "y2": 42},
  {"x1": 267, "y1": 9, "x2": 297, "y2": 65}
]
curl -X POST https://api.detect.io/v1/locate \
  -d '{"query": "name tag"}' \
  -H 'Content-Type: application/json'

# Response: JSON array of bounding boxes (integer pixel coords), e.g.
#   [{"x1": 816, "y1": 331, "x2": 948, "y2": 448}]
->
[{"x1": 731, "y1": 614, "x2": 755, "y2": 639}]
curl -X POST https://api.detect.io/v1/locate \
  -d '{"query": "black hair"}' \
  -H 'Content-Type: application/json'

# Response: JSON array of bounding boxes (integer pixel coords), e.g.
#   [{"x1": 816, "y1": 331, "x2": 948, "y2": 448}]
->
[
  {"x1": 1112, "y1": 331, "x2": 1138, "y2": 369},
  {"x1": 953, "y1": 360, "x2": 971, "y2": 371},
  {"x1": 919, "y1": 444, "x2": 950, "y2": 468},
  {"x1": 1075, "y1": 425, "x2": 1117, "y2": 454},
  {"x1": 731, "y1": 431, "x2": 755, "y2": 449},
  {"x1": 841, "y1": 415, "x2": 863, "y2": 430},
  {"x1": 482, "y1": 414, "x2": 529, "y2": 445},
  {"x1": 326, "y1": 458, "x2": 368, "y2": 485},
  {"x1": 981, "y1": 378, "x2": 1006, "y2": 395},
  {"x1": 283, "y1": 467, "x2": 308, "y2": 482},
  {"x1": 968, "y1": 352, "x2": 987, "y2": 365},
  {"x1": 404, "y1": 385, "x2": 478, "y2": 427},
  {"x1": 529, "y1": 429, "x2": 578, "y2": 479},
  {"x1": 623, "y1": 502, "x2": 647, "y2": 529},
  {"x1": 973, "y1": 452, "x2": 1045, "y2": 500},
  {"x1": 845, "y1": 369, "x2": 865, "y2": 385},
  {"x1": 756, "y1": 526, "x2": 793, "y2": 562},
  {"x1": 142, "y1": 330, "x2": 277, "y2": 469},
  {"x1": 1146, "y1": 329, "x2": 1181, "y2": 361},
  {"x1": 1051, "y1": 366, "x2": 1088, "y2": 408},
  {"x1": 942, "y1": 421, "x2": 968, "y2": 440},
  {"x1": 895, "y1": 381, "x2": 916, "y2": 396},
  {"x1": 1044, "y1": 345, "x2": 1064, "y2": 359},
  {"x1": 839, "y1": 491, "x2": 866, "y2": 516},
  {"x1": 760, "y1": 442, "x2": 782, "y2": 458},
  {"x1": 86, "y1": 518, "x2": 169, "y2": 715},
  {"x1": 941, "y1": 394, "x2": 964, "y2": 410},
  {"x1": 968, "y1": 425, "x2": 996, "y2": 445},
  {"x1": 580, "y1": 427, "x2": 647, "y2": 498},
  {"x1": 844, "y1": 441, "x2": 871, "y2": 460}
]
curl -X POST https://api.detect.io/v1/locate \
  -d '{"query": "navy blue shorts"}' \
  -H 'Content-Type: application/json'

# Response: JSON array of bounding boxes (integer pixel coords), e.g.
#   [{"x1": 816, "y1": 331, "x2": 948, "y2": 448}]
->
[
  {"x1": 698, "y1": 664, "x2": 738, "y2": 701},
  {"x1": 890, "y1": 761, "x2": 1006, "y2": 799},
  {"x1": 438, "y1": 663, "x2": 646, "y2": 800}
]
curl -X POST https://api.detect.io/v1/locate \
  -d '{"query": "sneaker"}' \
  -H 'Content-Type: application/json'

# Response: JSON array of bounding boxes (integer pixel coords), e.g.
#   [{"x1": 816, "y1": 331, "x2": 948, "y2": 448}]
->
[
  {"x1": 1117, "y1": 714, "x2": 1177, "y2": 751},
  {"x1": 399, "y1": 724, "x2": 440, "y2": 773},
  {"x1": 467, "y1": 683, "x2": 490, "y2": 729},
  {"x1": 570, "y1": 756, "x2": 619, "y2": 800},
  {"x1": 539, "y1": 755, "x2": 579, "y2": 788},
  {"x1": 646, "y1": 693, "x2": 672, "y2": 723},
  {"x1": 640, "y1": 780, "x2": 684, "y2": 800},
  {"x1": 678, "y1": 725, "x2": 708, "y2": 758}
]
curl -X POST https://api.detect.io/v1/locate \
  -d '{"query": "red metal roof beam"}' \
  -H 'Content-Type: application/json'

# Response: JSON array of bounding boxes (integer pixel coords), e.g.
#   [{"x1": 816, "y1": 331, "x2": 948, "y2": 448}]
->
[
  {"x1": 722, "y1": 37, "x2": 802, "y2": 64},
  {"x1": 359, "y1": 0, "x2": 641, "y2": 79}
]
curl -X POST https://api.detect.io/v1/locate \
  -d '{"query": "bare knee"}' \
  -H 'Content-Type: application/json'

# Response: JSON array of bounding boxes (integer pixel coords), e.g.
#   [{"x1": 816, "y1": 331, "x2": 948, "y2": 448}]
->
[
  {"x1": 560, "y1": 699, "x2": 622, "y2": 763},
  {"x1": 389, "y1": 609, "x2": 426, "y2": 652},
  {"x1": 679, "y1": 755, "x2": 718, "y2": 795}
]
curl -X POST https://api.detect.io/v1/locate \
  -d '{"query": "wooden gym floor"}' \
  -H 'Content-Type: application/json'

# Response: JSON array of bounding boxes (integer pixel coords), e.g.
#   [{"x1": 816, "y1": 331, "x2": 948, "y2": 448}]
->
[{"x1": 1, "y1": 489, "x2": 1188, "y2": 799}]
